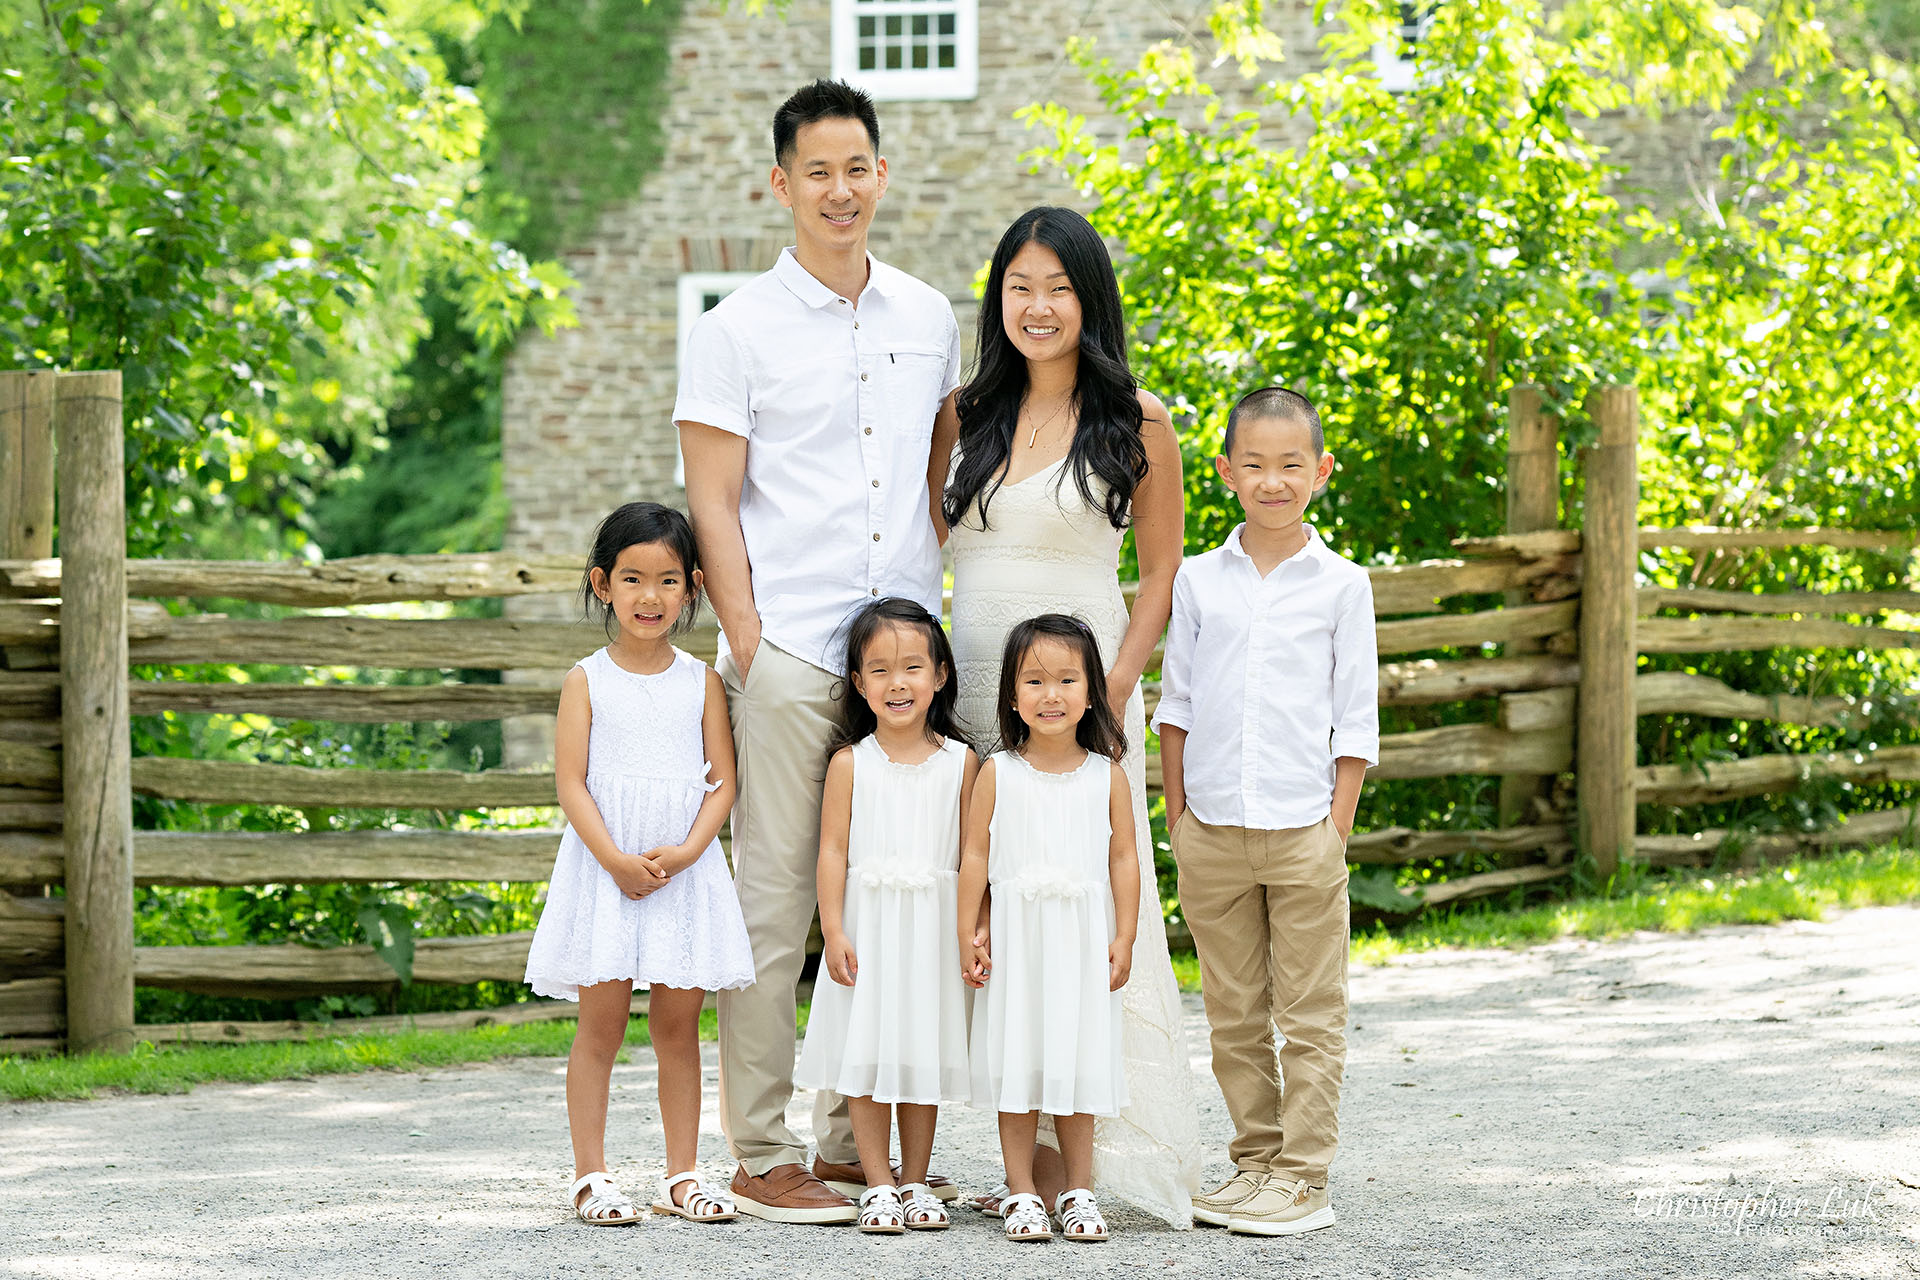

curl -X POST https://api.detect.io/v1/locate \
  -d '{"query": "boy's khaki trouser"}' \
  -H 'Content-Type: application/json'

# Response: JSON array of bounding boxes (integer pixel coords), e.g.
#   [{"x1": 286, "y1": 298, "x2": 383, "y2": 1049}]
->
[
  {"x1": 715, "y1": 641, "x2": 854, "y2": 1175},
  {"x1": 1171, "y1": 811, "x2": 1350, "y2": 1184}
]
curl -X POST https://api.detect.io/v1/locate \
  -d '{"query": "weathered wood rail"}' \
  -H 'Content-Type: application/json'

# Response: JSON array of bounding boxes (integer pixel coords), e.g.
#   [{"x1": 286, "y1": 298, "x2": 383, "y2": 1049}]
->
[{"x1": 3, "y1": 372, "x2": 1914, "y2": 1053}]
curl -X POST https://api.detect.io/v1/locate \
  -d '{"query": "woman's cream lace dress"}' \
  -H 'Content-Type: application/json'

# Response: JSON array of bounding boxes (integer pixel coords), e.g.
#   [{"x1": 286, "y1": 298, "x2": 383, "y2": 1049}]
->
[{"x1": 949, "y1": 455, "x2": 1204, "y2": 1228}]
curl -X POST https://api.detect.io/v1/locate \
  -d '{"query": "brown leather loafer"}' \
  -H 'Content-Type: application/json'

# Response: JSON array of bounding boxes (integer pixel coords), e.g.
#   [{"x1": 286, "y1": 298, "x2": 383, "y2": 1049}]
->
[
  {"x1": 812, "y1": 1155, "x2": 960, "y2": 1203},
  {"x1": 730, "y1": 1163, "x2": 857, "y2": 1224}
]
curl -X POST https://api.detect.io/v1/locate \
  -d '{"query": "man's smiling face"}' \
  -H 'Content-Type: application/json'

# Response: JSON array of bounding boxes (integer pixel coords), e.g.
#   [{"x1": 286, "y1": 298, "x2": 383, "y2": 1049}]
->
[{"x1": 772, "y1": 116, "x2": 887, "y2": 258}]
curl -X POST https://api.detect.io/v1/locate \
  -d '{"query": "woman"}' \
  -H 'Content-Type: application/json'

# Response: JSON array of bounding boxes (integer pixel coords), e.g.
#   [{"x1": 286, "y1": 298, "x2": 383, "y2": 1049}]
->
[{"x1": 941, "y1": 206, "x2": 1203, "y2": 1228}]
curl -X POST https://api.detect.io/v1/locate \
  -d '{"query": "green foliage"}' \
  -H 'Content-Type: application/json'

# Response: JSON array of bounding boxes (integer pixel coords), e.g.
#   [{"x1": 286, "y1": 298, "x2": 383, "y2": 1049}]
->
[
  {"x1": 0, "y1": 0, "x2": 574, "y2": 554},
  {"x1": 471, "y1": 0, "x2": 685, "y2": 261},
  {"x1": 1035, "y1": 0, "x2": 1919, "y2": 851}
]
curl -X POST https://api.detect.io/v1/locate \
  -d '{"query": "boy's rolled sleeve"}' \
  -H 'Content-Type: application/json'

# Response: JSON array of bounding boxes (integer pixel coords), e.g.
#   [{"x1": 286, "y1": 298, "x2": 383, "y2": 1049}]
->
[
  {"x1": 1150, "y1": 566, "x2": 1198, "y2": 736},
  {"x1": 671, "y1": 312, "x2": 752, "y2": 438},
  {"x1": 1329, "y1": 573, "x2": 1380, "y2": 765}
]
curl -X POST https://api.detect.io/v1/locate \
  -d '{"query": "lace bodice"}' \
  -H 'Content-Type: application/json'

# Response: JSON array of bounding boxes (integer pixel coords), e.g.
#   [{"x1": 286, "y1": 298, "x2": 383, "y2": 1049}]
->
[{"x1": 581, "y1": 646, "x2": 712, "y2": 792}]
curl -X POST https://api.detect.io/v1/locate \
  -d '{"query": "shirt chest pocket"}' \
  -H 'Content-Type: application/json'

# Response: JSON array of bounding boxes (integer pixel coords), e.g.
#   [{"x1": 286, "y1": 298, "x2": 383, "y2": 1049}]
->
[{"x1": 881, "y1": 344, "x2": 948, "y2": 440}]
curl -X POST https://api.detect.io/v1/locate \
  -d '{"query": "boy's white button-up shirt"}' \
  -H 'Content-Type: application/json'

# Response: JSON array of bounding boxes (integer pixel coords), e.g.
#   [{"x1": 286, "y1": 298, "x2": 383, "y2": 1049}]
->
[
  {"x1": 672, "y1": 247, "x2": 961, "y2": 673},
  {"x1": 1151, "y1": 524, "x2": 1379, "y2": 831}
]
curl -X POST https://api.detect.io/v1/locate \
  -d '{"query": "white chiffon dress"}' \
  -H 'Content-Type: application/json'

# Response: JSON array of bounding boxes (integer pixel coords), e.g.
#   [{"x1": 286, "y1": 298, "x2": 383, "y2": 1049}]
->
[
  {"x1": 523, "y1": 647, "x2": 756, "y2": 998},
  {"x1": 969, "y1": 750, "x2": 1127, "y2": 1118},
  {"x1": 949, "y1": 454, "x2": 1204, "y2": 1227},
  {"x1": 794, "y1": 735, "x2": 972, "y2": 1103}
]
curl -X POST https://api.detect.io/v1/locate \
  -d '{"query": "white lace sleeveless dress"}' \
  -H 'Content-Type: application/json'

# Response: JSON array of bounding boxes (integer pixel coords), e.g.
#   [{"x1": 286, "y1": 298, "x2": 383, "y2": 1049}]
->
[
  {"x1": 950, "y1": 456, "x2": 1204, "y2": 1226},
  {"x1": 794, "y1": 736, "x2": 971, "y2": 1104},
  {"x1": 970, "y1": 750, "x2": 1127, "y2": 1118},
  {"x1": 523, "y1": 647, "x2": 756, "y2": 998}
]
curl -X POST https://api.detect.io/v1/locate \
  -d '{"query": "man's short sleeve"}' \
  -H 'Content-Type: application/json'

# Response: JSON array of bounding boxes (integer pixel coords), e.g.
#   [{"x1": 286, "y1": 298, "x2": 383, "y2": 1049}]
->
[
  {"x1": 939, "y1": 304, "x2": 963, "y2": 400},
  {"x1": 672, "y1": 311, "x2": 752, "y2": 438}
]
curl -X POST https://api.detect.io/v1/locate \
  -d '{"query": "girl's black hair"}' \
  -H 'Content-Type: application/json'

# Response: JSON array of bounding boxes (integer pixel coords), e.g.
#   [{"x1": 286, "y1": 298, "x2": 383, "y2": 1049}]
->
[
  {"x1": 828, "y1": 597, "x2": 966, "y2": 756},
  {"x1": 995, "y1": 613, "x2": 1126, "y2": 761},
  {"x1": 579, "y1": 502, "x2": 702, "y2": 640},
  {"x1": 943, "y1": 206, "x2": 1148, "y2": 534}
]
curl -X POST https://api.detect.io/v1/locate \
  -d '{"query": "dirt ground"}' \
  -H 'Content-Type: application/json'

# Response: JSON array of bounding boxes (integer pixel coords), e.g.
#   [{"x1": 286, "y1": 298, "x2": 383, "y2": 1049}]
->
[{"x1": 4, "y1": 905, "x2": 1917, "y2": 1280}]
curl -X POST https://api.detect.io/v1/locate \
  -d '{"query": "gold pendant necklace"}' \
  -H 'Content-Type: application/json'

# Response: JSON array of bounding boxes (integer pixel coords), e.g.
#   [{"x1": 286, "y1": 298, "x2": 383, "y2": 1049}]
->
[{"x1": 1023, "y1": 394, "x2": 1072, "y2": 449}]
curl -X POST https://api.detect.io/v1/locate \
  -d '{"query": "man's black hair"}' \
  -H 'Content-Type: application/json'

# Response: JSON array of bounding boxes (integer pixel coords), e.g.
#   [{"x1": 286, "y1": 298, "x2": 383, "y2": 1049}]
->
[
  {"x1": 1224, "y1": 386, "x2": 1324, "y2": 458},
  {"x1": 772, "y1": 79, "x2": 880, "y2": 168}
]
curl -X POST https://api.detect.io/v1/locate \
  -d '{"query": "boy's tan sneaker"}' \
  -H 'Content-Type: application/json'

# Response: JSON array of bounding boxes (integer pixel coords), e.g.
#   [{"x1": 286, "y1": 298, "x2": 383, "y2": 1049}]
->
[
  {"x1": 1193, "y1": 1169, "x2": 1267, "y2": 1227},
  {"x1": 1226, "y1": 1177, "x2": 1336, "y2": 1236}
]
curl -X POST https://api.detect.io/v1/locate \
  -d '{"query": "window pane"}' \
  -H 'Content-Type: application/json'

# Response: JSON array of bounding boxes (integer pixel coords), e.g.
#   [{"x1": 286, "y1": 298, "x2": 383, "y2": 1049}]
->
[
  {"x1": 912, "y1": 43, "x2": 929, "y2": 68},
  {"x1": 860, "y1": 44, "x2": 877, "y2": 69},
  {"x1": 938, "y1": 12, "x2": 955, "y2": 35},
  {"x1": 858, "y1": 15, "x2": 875, "y2": 38},
  {"x1": 937, "y1": 41, "x2": 956, "y2": 68},
  {"x1": 885, "y1": 14, "x2": 902, "y2": 36},
  {"x1": 885, "y1": 43, "x2": 903, "y2": 68},
  {"x1": 912, "y1": 14, "x2": 929, "y2": 36}
]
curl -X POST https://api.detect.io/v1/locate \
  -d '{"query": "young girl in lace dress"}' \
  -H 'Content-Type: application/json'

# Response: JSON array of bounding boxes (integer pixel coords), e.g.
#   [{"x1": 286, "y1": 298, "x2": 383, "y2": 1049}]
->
[
  {"x1": 523, "y1": 502, "x2": 754, "y2": 1227},
  {"x1": 958, "y1": 614, "x2": 1140, "y2": 1244},
  {"x1": 794, "y1": 598, "x2": 979, "y2": 1234}
]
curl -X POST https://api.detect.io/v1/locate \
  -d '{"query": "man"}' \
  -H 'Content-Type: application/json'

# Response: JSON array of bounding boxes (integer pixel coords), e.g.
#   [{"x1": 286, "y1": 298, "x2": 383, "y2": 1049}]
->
[{"x1": 674, "y1": 79, "x2": 962, "y2": 1224}]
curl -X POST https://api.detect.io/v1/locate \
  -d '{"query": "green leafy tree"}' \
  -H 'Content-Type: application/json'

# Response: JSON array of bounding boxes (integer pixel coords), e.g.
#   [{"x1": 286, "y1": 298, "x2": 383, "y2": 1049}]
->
[{"x1": 0, "y1": 0, "x2": 574, "y2": 553}]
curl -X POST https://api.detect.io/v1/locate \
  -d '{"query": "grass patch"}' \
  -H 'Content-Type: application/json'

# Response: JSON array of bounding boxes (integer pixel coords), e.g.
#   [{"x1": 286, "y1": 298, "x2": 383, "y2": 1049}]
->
[
  {"x1": 1351, "y1": 845, "x2": 1920, "y2": 965},
  {"x1": 0, "y1": 1007, "x2": 741, "y2": 1104}
]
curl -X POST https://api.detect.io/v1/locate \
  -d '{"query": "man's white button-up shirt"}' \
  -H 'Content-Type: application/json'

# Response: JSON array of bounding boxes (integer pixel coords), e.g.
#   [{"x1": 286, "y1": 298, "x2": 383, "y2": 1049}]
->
[
  {"x1": 673, "y1": 248, "x2": 961, "y2": 673},
  {"x1": 1152, "y1": 524, "x2": 1379, "y2": 830}
]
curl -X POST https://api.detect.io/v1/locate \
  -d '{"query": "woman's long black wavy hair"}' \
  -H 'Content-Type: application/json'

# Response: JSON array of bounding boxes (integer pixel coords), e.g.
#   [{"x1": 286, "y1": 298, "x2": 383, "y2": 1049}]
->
[
  {"x1": 827, "y1": 597, "x2": 967, "y2": 757},
  {"x1": 943, "y1": 207, "x2": 1147, "y2": 534},
  {"x1": 996, "y1": 614, "x2": 1126, "y2": 762}
]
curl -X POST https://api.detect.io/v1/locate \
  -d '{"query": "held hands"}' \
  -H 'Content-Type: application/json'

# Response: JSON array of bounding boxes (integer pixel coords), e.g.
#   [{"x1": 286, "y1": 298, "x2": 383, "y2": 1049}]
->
[
  {"x1": 1108, "y1": 935, "x2": 1134, "y2": 992},
  {"x1": 609, "y1": 851, "x2": 669, "y2": 900},
  {"x1": 824, "y1": 930, "x2": 858, "y2": 987},
  {"x1": 960, "y1": 927, "x2": 992, "y2": 988}
]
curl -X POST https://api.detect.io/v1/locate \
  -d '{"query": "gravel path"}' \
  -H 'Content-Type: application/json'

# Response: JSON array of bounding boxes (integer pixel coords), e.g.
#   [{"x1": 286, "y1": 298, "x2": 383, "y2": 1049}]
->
[{"x1": 5, "y1": 906, "x2": 1918, "y2": 1279}]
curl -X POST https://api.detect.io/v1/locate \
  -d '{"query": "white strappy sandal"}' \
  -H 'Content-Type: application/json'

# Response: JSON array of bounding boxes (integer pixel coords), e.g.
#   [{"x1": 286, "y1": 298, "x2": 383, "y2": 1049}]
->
[
  {"x1": 569, "y1": 1171, "x2": 641, "y2": 1226},
  {"x1": 1001, "y1": 1191, "x2": 1052, "y2": 1242},
  {"x1": 899, "y1": 1182, "x2": 950, "y2": 1230},
  {"x1": 1054, "y1": 1187, "x2": 1110, "y2": 1242},
  {"x1": 858, "y1": 1184, "x2": 906, "y2": 1234},
  {"x1": 651, "y1": 1170, "x2": 736, "y2": 1222}
]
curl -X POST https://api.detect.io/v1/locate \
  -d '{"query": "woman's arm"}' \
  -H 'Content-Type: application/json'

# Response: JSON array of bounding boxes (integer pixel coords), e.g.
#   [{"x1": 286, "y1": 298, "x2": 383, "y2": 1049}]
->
[
  {"x1": 1106, "y1": 760, "x2": 1141, "y2": 991},
  {"x1": 816, "y1": 748, "x2": 858, "y2": 986},
  {"x1": 956, "y1": 757, "x2": 997, "y2": 987},
  {"x1": 1107, "y1": 390, "x2": 1185, "y2": 708},
  {"x1": 649, "y1": 668, "x2": 739, "y2": 876},
  {"x1": 927, "y1": 391, "x2": 961, "y2": 547},
  {"x1": 555, "y1": 667, "x2": 666, "y2": 899}
]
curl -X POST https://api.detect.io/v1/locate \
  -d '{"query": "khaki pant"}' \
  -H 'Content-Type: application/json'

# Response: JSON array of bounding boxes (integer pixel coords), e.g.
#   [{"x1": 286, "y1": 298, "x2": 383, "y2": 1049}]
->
[
  {"x1": 715, "y1": 641, "x2": 854, "y2": 1174},
  {"x1": 1172, "y1": 812, "x2": 1350, "y2": 1183}
]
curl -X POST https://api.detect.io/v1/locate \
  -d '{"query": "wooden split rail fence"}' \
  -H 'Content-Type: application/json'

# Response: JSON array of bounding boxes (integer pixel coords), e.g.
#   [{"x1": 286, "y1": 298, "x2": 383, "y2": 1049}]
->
[{"x1": 2, "y1": 372, "x2": 1915, "y2": 1054}]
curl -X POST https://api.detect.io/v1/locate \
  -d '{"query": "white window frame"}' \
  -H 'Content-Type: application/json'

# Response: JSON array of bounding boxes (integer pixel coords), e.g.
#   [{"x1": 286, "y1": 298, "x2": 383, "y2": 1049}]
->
[
  {"x1": 831, "y1": 0, "x2": 978, "y2": 102},
  {"x1": 674, "y1": 272, "x2": 756, "y2": 485},
  {"x1": 1373, "y1": 2, "x2": 1436, "y2": 93}
]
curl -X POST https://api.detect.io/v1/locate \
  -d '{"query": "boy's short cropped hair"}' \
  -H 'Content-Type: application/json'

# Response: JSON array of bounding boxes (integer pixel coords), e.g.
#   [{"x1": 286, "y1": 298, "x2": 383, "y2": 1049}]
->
[
  {"x1": 1224, "y1": 386, "x2": 1324, "y2": 458},
  {"x1": 772, "y1": 79, "x2": 880, "y2": 168}
]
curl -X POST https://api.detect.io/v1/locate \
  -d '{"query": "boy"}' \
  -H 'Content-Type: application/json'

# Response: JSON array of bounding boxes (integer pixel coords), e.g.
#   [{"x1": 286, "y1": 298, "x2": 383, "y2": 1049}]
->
[{"x1": 1151, "y1": 386, "x2": 1378, "y2": 1236}]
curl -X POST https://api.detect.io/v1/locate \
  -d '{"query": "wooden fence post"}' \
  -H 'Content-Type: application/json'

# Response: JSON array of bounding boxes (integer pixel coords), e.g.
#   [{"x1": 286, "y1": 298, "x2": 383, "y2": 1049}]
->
[
  {"x1": 57, "y1": 371, "x2": 134, "y2": 1054},
  {"x1": 0, "y1": 371, "x2": 57, "y2": 559},
  {"x1": 1497, "y1": 387, "x2": 1560, "y2": 829},
  {"x1": 1577, "y1": 386, "x2": 1639, "y2": 879}
]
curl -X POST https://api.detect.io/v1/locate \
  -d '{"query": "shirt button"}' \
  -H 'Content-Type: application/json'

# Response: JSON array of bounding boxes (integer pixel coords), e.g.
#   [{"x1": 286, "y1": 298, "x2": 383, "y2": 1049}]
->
[
  {"x1": 853, "y1": 320, "x2": 860, "y2": 329},
  {"x1": 871, "y1": 479, "x2": 880, "y2": 488},
  {"x1": 872, "y1": 533, "x2": 881, "y2": 542},
  {"x1": 864, "y1": 427, "x2": 872, "y2": 435},
  {"x1": 871, "y1": 588, "x2": 879, "y2": 596},
  {"x1": 860, "y1": 372, "x2": 869, "y2": 382},
  {"x1": 837, "y1": 298, "x2": 847, "y2": 305}
]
